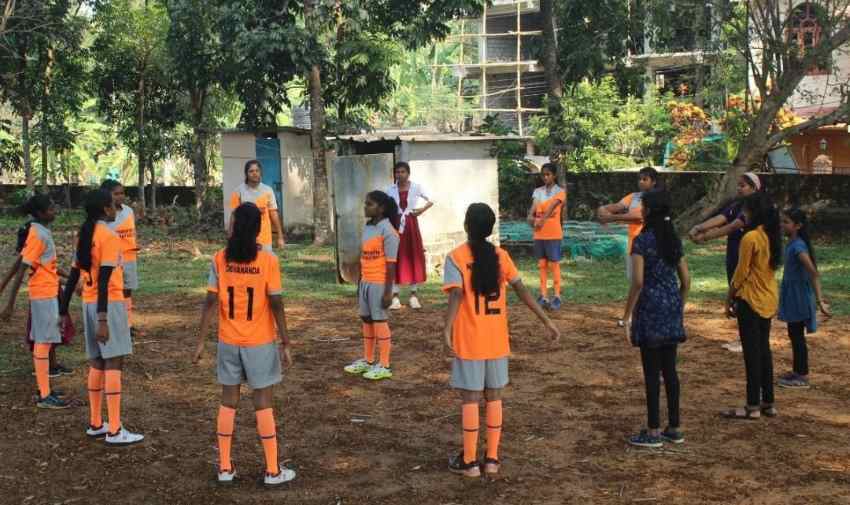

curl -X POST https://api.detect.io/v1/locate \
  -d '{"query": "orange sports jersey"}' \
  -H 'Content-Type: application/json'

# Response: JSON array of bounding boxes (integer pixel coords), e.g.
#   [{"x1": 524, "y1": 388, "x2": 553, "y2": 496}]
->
[
  {"x1": 619, "y1": 192, "x2": 644, "y2": 251},
  {"x1": 442, "y1": 243, "x2": 520, "y2": 360},
  {"x1": 20, "y1": 223, "x2": 60, "y2": 300},
  {"x1": 207, "y1": 249, "x2": 282, "y2": 347},
  {"x1": 230, "y1": 183, "x2": 278, "y2": 246},
  {"x1": 360, "y1": 218, "x2": 400, "y2": 284},
  {"x1": 77, "y1": 222, "x2": 125, "y2": 303},
  {"x1": 532, "y1": 185, "x2": 566, "y2": 240},
  {"x1": 109, "y1": 204, "x2": 138, "y2": 262}
]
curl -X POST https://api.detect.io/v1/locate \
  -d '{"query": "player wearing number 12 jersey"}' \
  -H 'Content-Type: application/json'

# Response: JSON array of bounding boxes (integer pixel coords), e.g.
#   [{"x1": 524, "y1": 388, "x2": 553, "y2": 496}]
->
[
  {"x1": 194, "y1": 202, "x2": 295, "y2": 487},
  {"x1": 442, "y1": 203, "x2": 560, "y2": 478}
]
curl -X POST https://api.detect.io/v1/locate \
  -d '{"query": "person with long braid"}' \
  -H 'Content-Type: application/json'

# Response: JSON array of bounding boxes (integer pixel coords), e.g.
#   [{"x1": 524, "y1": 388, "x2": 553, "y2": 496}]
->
[
  {"x1": 527, "y1": 163, "x2": 566, "y2": 310},
  {"x1": 0, "y1": 195, "x2": 69, "y2": 409},
  {"x1": 344, "y1": 190, "x2": 400, "y2": 381},
  {"x1": 777, "y1": 209, "x2": 831, "y2": 389},
  {"x1": 443, "y1": 203, "x2": 560, "y2": 477},
  {"x1": 60, "y1": 190, "x2": 144, "y2": 445},
  {"x1": 622, "y1": 190, "x2": 690, "y2": 448},
  {"x1": 194, "y1": 202, "x2": 294, "y2": 486},
  {"x1": 101, "y1": 180, "x2": 142, "y2": 336}
]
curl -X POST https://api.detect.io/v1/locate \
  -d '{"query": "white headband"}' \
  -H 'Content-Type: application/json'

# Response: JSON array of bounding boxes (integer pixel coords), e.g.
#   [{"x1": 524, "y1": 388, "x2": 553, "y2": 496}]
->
[{"x1": 743, "y1": 172, "x2": 761, "y2": 191}]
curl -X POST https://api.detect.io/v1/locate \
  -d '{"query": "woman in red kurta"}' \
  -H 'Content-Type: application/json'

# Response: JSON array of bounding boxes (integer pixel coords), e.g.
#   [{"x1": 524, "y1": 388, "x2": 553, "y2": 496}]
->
[{"x1": 386, "y1": 162, "x2": 433, "y2": 310}]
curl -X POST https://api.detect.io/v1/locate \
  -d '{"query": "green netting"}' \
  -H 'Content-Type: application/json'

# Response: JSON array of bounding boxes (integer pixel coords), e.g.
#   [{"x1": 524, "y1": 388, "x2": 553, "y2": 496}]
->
[{"x1": 500, "y1": 220, "x2": 629, "y2": 260}]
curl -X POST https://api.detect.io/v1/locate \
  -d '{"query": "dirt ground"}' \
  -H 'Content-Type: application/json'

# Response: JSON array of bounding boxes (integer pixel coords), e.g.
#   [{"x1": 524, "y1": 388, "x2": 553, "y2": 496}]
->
[{"x1": 1, "y1": 293, "x2": 849, "y2": 505}]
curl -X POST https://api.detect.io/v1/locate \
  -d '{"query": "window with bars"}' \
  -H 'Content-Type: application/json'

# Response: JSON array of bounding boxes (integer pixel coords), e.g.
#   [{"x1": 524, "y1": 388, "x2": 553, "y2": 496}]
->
[{"x1": 788, "y1": 3, "x2": 830, "y2": 75}]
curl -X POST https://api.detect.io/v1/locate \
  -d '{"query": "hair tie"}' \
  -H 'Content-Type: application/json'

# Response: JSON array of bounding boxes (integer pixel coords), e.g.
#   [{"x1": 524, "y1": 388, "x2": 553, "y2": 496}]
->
[{"x1": 743, "y1": 172, "x2": 761, "y2": 191}]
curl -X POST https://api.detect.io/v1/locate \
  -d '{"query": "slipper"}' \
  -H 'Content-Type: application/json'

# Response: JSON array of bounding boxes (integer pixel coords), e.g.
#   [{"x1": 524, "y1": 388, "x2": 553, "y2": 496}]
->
[
  {"x1": 760, "y1": 404, "x2": 778, "y2": 417},
  {"x1": 720, "y1": 407, "x2": 760, "y2": 420}
]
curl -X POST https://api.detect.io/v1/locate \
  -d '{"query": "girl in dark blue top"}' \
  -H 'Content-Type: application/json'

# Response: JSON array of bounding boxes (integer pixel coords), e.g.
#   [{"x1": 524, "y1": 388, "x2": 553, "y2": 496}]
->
[
  {"x1": 623, "y1": 190, "x2": 690, "y2": 448},
  {"x1": 777, "y1": 209, "x2": 830, "y2": 389}
]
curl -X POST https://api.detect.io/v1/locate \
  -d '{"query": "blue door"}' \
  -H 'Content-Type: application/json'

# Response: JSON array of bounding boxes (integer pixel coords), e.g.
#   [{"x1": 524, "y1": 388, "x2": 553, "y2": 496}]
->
[{"x1": 255, "y1": 138, "x2": 283, "y2": 219}]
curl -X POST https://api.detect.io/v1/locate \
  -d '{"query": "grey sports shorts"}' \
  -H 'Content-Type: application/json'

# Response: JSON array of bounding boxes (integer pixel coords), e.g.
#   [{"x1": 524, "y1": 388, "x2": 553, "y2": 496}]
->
[
  {"x1": 122, "y1": 261, "x2": 139, "y2": 290},
  {"x1": 450, "y1": 357, "x2": 509, "y2": 391},
  {"x1": 83, "y1": 301, "x2": 133, "y2": 360},
  {"x1": 30, "y1": 298, "x2": 61, "y2": 344},
  {"x1": 358, "y1": 281, "x2": 388, "y2": 321},
  {"x1": 217, "y1": 341, "x2": 282, "y2": 390}
]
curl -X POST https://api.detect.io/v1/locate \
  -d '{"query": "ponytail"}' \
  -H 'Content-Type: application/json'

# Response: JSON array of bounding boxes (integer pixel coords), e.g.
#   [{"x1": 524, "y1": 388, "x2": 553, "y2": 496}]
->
[
  {"x1": 464, "y1": 203, "x2": 500, "y2": 296},
  {"x1": 641, "y1": 190, "x2": 682, "y2": 266},
  {"x1": 366, "y1": 190, "x2": 400, "y2": 230},
  {"x1": 785, "y1": 208, "x2": 816, "y2": 269},
  {"x1": 226, "y1": 203, "x2": 261, "y2": 263},
  {"x1": 16, "y1": 194, "x2": 51, "y2": 253},
  {"x1": 76, "y1": 190, "x2": 112, "y2": 272}
]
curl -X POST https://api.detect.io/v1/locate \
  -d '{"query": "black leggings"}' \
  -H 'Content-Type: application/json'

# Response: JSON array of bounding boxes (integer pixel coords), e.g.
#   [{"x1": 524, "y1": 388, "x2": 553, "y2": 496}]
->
[
  {"x1": 736, "y1": 299, "x2": 774, "y2": 407},
  {"x1": 788, "y1": 322, "x2": 809, "y2": 376},
  {"x1": 640, "y1": 345, "x2": 680, "y2": 430}
]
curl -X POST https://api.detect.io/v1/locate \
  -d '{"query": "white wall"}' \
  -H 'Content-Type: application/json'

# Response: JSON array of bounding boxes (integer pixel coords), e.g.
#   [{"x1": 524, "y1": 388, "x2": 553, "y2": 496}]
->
[{"x1": 400, "y1": 140, "x2": 501, "y2": 274}]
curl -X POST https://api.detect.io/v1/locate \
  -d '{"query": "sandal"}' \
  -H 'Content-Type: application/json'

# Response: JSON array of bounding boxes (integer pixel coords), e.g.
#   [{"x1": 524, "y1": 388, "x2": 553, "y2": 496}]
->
[
  {"x1": 720, "y1": 406, "x2": 760, "y2": 420},
  {"x1": 760, "y1": 404, "x2": 778, "y2": 417}
]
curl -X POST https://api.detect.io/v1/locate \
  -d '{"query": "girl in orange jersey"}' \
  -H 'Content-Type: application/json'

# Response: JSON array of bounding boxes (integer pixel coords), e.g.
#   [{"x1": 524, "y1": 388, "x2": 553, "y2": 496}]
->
[
  {"x1": 527, "y1": 163, "x2": 566, "y2": 310},
  {"x1": 101, "y1": 180, "x2": 142, "y2": 335},
  {"x1": 344, "y1": 190, "x2": 400, "y2": 380},
  {"x1": 1, "y1": 195, "x2": 69, "y2": 409},
  {"x1": 61, "y1": 189, "x2": 144, "y2": 445},
  {"x1": 194, "y1": 202, "x2": 295, "y2": 486},
  {"x1": 443, "y1": 203, "x2": 560, "y2": 477}
]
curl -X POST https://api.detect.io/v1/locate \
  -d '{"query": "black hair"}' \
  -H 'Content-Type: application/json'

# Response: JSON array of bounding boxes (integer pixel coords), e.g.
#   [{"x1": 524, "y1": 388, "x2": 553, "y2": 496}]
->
[
  {"x1": 540, "y1": 162, "x2": 559, "y2": 185},
  {"x1": 366, "y1": 190, "x2": 399, "y2": 230},
  {"x1": 742, "y1": 192, "x2": 782, "y2": 270},
  {"x1": 464, "y1": 203, "x2": 500, "y2": 297},
  {"x1": 226, "y1": 203, "x2": 261, "y2": 263},
  {"x1": 639, "y1": 166, "x2": 659, "y2": 185},
  {"x1": 17, "y1": 194, "x2": 53, "y2": 252},
  {"x1": 711, "y1": 173, "x2": 764, "y2": 217},
  {"x1": 784, "y1": 208, "x2": 816, "y2": 269},
  {"x1": 76, "y1": 189, "x2": 113, "y2": 272},
  {"x1": 641, "y1": 190, "x2": 683, "y2": 267},
  {"x1": 393, "y1": 161, "x2": 411, "y2": 174},
  {"x1": 244, "y1": 159, "x2": 262, "y2": 183},
  {"x1": 100, "y1": 179, "x2": 123, "y2": 193}
]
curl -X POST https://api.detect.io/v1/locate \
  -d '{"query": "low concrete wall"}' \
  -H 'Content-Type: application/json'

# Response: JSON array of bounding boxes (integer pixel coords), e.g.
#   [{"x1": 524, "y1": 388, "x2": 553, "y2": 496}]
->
[{"x1": 0, "y1": 184, "x2": 197, "y2": 208}]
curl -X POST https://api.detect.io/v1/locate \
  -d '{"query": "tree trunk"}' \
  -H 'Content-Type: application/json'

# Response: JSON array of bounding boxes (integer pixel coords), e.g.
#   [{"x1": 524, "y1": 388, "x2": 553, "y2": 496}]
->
[
  {"x1": 306, "y1": 0, "x2": 332, "y2": 245},
  {"x1": 148, "y1": 158, "x2": 156, "y2": 210},
  {"x1": 137, "y1": 75, "x2": 146, "y2": 215},
  {"x1": 192, "y1": 127, "x2": 208, "y2": 211},
  {"x1": 675, "y1": 96, "x2": 783, "y2": 230},
  {"x1": 40, "y1": 139, "x2": 48, "y2": 193},
  {"x1": 61, "y1": 149, "x2": 71, "y2": 208},
  {"x1": 22, "y1": 112, "x2": 33, "y2": 192},
  {"x1": 540, "y1": 0, "x2": 564, "y2": 178}
]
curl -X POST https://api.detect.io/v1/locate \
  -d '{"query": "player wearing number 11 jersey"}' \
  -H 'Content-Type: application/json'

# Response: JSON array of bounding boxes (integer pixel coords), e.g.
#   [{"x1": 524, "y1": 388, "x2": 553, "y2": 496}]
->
[
  {"x1": 194, "y1": 203, "x2": 295, "y2": 487},
  {"x1": 442, "y1": 203, "x2": 560, "y2": 478}
]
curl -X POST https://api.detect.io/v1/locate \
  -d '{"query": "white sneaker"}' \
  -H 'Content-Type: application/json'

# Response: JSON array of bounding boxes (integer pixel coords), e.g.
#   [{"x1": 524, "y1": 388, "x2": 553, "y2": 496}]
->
[
  {"x1": 86, "y1": 423, "x2": 110, "y2": 438},
  {"x1": 264, "y1": 467, "x2": 296, "y2": 486},
  {"x1": 722, "y1": 342, "x2": 743, "y2": 353},
  {"x1": 409, "y1": 295, "x2": 422, "y2": 309},
  {"x1": 389, "y1": 296, "x2": 402, "y2": 310},
  {"x1": 217, "y1": 467, "x2": 236, "y2": 484},
  {"x1": 105, "y1": 426, "x2": 145, "y2": 446}
]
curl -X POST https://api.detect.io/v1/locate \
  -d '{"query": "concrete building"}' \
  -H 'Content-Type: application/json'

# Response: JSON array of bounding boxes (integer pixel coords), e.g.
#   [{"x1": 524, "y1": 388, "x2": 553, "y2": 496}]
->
[{"x1": 333, "y1": 131, "x2": 525, "y2": 283}]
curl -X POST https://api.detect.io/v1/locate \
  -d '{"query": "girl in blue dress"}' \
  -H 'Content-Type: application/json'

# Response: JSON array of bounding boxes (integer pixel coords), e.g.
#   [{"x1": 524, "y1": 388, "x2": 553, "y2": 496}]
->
[
  {"x1": 777, "y1": 209, "x2": 830, "y2": 389},
  {"x1": 622, "y1": 190, "x2": 690, "y2": 448}
]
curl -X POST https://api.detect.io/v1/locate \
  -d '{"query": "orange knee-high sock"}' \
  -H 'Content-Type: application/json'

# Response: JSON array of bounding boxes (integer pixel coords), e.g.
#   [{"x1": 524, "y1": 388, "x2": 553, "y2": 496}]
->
[
  {"x1": 486, "y1": 400, "x2": 503, "y2": 461},
  {"x1": 87, "y1": 368, "x2": 105, "y2": 427},
  {"x1": 374, "y1": 322, "x2": 391, "y2": 368},
  {"x1": 549, "y1": 262, "x2": 561, "y2": 297},
  {"x1": 538, "y1": 259, "x2": 549, "y2": 298},
  {"x1": 255, "y1": 408, "x2": 279, "y2": 475},
  {"x1": 217, "y1": 406, "x2": 236, "y2": 472},
  {"x1": 362, "y1": 323, "x2": 376, "y2": 363},
  {"x1": 105, "y1": 370, "x2": 122, "y2": 432},
  {"x1": 462, "y1": 403, "x2": 479, "y2": 464},
  {"x1": 33, "y1": 343, "x2": 51, "y2": 398}
]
